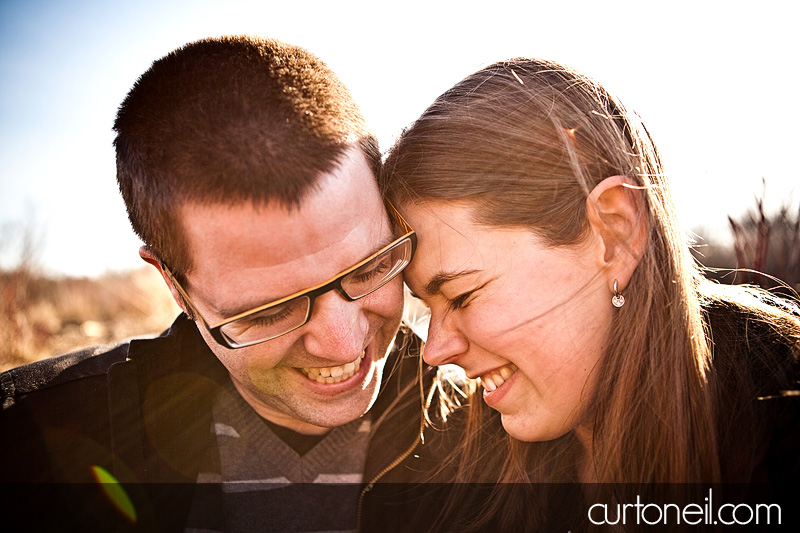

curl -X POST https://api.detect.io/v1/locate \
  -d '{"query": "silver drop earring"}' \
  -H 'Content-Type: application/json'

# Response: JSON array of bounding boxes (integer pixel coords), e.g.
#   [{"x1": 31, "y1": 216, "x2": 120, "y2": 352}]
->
[{"x1": 612, "y1": 279, "x2": 625, "y2": 308}]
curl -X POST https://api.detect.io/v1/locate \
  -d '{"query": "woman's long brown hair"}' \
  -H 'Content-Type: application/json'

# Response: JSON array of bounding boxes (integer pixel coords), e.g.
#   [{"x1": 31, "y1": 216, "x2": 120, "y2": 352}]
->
[{"x1": 382, "y1": 58, "x2": 800, "y2": 530}]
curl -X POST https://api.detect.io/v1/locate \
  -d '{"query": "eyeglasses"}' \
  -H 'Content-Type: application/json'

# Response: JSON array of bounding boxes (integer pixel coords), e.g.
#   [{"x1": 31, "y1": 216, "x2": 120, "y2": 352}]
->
[{"x1": 162, "y1": 203, "x2": 416, "y2": 349}]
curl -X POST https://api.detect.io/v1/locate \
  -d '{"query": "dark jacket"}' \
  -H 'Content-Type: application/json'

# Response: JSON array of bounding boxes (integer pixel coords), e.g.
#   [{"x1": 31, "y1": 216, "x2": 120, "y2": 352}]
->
[{"x1": 0, "y1": 315, "x2": 454, "y2": 532}]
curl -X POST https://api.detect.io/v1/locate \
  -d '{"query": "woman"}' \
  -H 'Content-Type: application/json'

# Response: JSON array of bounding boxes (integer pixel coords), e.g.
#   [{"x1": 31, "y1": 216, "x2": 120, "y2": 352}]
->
[{"x1": 382, "y1": 59, "x2": 800, "y2": 530}]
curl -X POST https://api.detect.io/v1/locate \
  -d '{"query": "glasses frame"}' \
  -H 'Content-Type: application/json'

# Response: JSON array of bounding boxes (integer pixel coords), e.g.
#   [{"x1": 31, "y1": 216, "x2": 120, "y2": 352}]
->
[{"x1": 162, "y1": 202, "x2": 416, "y2": 349}]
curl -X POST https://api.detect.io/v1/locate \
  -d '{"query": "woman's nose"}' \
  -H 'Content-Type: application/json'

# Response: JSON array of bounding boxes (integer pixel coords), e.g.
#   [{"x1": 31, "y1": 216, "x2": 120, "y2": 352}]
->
[{"x1": 421, "y1": 311, "x2": 468, "y2": 367}]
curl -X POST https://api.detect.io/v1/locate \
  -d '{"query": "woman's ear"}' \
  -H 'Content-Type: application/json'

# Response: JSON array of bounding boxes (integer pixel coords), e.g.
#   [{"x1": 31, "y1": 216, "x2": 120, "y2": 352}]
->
[
  {"x1": 585, "y1": 175, "x2": 648, "y2": 291},
  {"x1": 139, "y1": 246, "x2": 190, "y2": 315}
]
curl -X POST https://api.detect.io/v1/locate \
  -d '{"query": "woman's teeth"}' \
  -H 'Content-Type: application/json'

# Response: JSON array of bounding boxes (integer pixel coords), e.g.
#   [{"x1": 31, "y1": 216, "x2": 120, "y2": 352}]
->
[
  {"x1": 301, "y1": 351, "x2": 366, "y2": 383},
  {"x1": 480, "y1": 364, "x2": 517, "y2": 392}
]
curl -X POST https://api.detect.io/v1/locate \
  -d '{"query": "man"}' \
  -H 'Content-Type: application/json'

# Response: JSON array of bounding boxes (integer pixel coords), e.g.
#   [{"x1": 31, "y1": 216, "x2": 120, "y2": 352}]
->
[{"x1": 0, "y1": 36, "x2": 450, "y2": 532}]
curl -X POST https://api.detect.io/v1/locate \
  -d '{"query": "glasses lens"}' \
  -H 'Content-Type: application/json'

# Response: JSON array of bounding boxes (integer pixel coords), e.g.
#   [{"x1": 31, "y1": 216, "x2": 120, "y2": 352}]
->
[
  {"x1": 342, "y1": 237, "x2": 413, "y2": 298},
  {"x1": 220, "y1": 295, "x2": 311, "y2": 346}
]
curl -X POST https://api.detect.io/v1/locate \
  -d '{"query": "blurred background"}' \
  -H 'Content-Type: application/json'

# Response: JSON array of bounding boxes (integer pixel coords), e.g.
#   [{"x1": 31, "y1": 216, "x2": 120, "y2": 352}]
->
[{"x1": 1, "y1": 0, "x2": 798, "y2": 369}]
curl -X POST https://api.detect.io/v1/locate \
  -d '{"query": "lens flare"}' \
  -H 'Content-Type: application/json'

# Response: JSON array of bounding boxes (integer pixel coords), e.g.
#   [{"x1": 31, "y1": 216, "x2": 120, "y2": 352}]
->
[{"x1": 90, "y1": 465, "x2": 137, "y2": 524}]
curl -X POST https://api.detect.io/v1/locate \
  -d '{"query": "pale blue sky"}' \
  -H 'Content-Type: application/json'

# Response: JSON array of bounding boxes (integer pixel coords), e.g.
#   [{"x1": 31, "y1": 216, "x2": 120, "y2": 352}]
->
[{"x1": 1, "y1": 0, "x2": 797, "y2": 276}]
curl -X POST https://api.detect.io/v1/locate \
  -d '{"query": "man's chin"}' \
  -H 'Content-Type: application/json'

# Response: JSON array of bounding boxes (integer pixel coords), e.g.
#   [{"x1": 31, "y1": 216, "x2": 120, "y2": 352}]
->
[
  {"x1": 275, "y1": 376, "x2": 383, "y2": 431},
  {"x1": 292, "y1": 398, "x2": 375, "y2": 431}
]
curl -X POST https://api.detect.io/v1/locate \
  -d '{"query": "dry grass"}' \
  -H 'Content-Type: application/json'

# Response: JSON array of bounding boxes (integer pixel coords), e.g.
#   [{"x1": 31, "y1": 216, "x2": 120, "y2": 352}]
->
[
  {"x1": 727, "y1": 201, "x2": 800, "y2": 291},
  {"x1": 693, "y1": 186, "x2": 800, "y2": 295},
  {"x1": 0, "y1": 266, "x2": 179, "y2": 372}
]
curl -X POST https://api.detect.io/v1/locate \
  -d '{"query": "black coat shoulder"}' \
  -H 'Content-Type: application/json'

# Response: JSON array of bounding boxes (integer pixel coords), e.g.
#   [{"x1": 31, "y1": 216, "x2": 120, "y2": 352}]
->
[
  {"x1": 703, "y1": 295, "x2": 800, "y2": 484},
  {"x1": 1, "y1": 342, "x2": 129, "y2": 409}
]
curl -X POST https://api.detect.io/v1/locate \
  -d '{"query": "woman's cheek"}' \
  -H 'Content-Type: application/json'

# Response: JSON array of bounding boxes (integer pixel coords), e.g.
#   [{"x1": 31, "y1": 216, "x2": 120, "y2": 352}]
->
[{"x1": 461, "y1": 304, "x2": 497, "y2": 342}]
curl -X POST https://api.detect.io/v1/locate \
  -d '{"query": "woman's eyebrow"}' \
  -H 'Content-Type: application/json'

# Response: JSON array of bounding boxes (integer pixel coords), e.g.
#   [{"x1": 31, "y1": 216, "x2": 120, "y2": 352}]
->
[{"x1": 424, "y1": 269, "x2": 481, "y2": 295}]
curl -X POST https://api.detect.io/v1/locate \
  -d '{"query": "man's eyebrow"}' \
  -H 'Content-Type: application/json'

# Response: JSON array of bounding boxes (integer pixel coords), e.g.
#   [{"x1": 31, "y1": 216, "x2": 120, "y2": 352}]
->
[
  {"x1": 425, "y1": 269, "x2": 481, "y2": 295},
  {"x1": 216, "y1": 232, "x2": 399, "y2": 318},
  {"x1": 216, "y1": 301, "x2": 261, "y2": 319},
  {"x1": 208, "y1": 296, "x2": 261, "y2": 319}
]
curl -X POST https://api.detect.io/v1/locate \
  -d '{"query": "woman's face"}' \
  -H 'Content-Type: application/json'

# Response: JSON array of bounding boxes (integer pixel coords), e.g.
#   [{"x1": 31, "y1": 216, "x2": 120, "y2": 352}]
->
[{"x1": 402, "y1": 201, "x2": 613, "y2": 443}]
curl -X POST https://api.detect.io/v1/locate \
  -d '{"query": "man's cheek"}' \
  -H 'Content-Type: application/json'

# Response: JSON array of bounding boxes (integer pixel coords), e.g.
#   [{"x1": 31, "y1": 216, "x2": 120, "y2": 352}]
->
[{"x1": 244, "y1": 364, "x2": 287, "y2": 393}]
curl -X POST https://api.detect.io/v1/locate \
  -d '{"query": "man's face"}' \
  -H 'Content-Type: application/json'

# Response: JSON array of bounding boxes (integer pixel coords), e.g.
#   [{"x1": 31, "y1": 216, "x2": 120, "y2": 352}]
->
[{"x1": 175, "y1": 149, "x2": 404, "y2": 433}]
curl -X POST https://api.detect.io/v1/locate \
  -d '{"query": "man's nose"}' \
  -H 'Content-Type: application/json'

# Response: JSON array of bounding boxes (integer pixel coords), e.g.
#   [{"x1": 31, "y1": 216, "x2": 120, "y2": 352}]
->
[
  {"x1": 301, "y1": 290, "x2": 368, "y2": 362},
  {"x1": 421, "y1": 311, "x2": 469, "y2": 367}
]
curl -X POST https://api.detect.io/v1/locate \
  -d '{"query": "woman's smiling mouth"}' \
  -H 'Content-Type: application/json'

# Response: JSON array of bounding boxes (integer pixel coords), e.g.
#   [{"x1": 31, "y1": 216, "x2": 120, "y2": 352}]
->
[{"x1": 480, "y1": 363, "x2": 518, "y2": 392}]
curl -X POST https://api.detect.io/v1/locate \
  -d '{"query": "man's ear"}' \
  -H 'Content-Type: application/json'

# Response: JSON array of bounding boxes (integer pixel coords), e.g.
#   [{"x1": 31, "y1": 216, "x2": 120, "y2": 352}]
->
[
  {"x1": 139, "y1": 246, "x2": 190, "y2": 315},
  {"x1": 585, "y1": 175, "x2": 648, "y2": 291}
]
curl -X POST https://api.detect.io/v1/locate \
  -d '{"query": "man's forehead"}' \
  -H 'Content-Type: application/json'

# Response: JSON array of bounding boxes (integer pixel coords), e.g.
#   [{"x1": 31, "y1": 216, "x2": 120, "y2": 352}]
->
[{"x1": 179, "y1": 152, "x2": 391, "y2": 314}]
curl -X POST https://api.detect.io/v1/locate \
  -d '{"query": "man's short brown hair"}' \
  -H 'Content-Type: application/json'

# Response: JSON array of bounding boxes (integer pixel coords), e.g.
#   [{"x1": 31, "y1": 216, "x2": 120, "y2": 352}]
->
[{"x1": 114, "y1": 35, "x2": 379, "y2": 280}]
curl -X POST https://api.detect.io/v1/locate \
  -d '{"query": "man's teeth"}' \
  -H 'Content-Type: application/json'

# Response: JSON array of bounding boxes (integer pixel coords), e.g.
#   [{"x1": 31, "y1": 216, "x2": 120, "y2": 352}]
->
[
  {"x1": 301, "y1": 352, "x2": 366, "y2": 384},
  {"x1": 480, "y1": 364, "x2": 518, "y2": 392}
]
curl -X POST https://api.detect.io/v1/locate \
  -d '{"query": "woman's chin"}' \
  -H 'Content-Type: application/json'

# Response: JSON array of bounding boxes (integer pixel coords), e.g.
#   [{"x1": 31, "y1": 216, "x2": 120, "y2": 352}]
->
[{"x1": 500, "y1": 416, "x2": 571, "y2": 443}]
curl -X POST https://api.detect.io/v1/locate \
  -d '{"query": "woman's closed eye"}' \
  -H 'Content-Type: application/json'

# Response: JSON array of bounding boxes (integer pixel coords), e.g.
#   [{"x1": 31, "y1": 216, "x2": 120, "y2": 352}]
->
[
  {"x1": 448, "y1": 291, "x2": 474, "y2": 311},
  {"x1": 446, "y1": 281, "x2": 490, "y2": 311}
]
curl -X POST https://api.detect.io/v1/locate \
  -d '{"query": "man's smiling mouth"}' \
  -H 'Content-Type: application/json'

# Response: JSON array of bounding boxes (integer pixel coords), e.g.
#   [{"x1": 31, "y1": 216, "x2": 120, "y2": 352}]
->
[{"x1": 299, "y1": 351, "x2": 366, "y2": 383}]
